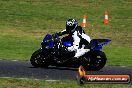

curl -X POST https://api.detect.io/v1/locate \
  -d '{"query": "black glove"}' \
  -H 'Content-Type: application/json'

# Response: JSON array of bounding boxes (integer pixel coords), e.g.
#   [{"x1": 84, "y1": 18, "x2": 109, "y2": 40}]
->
[
  {"x1": 52, "y1": 33, "x2": 60, "y2": 42},
  {"x1": 52, "y1": 33, "x2": 58, "y2": 38}
]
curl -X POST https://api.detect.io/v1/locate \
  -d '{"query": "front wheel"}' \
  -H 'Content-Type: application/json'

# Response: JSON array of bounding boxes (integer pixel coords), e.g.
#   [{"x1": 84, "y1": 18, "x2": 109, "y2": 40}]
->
[{"x1": 30, "y1": 49, "x2": 50, "y2": 67}]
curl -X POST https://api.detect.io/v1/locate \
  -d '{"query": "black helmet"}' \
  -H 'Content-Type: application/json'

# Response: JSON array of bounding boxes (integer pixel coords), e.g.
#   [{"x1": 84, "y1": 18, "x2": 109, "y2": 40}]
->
[{"x1": 66, "y1": 18, "x2": 78, "y2": 33}]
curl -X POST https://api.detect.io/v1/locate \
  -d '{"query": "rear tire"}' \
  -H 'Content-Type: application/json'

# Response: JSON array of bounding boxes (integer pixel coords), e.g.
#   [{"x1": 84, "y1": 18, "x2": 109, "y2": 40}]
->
[
  {"x1": 83, "y1": 51, "x2": 107, "y2": 71},
  {"x1": 30, "y1": 49, "x2": 49, "y2": 67}
]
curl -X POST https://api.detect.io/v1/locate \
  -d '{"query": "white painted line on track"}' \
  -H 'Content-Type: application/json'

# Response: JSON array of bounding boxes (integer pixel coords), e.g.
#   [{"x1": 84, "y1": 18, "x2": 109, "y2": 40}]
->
[
  {"x1": 0, "y1": 59, "x2": 19, "y2": 61},
  {"x1": 0, "y1": 77, "x2": 40, "y2": 80},
  {"x1": 45, "y1": 80, "x2": 59, "y2": 82},
  {"x1": 0, "y1": 77, "x2": 59, "y2": 81},
  {"x1": 120, "y1": 66, "x2": 127, "y2": 68},
  {"x1": 0, "y1": 59, "x2": 29, "y2": 62},
  {"x1": 12, "y1": 60, "x2": 19, "y2": 62}
]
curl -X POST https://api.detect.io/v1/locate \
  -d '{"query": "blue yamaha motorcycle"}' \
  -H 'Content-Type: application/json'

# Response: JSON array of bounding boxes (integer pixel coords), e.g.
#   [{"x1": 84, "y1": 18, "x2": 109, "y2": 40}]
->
[{"x1": 30, "y1": 33, "x2": 110, "y2": 71}]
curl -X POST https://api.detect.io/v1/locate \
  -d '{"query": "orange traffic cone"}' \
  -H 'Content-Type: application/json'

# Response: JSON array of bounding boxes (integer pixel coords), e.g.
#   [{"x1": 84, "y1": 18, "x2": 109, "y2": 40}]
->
[
  {"x1": 104, "y1": 10, "x2": 109, "y2": 25},
  {"x1": 82, "y1": 15, "x2": 87, "y2": 28}
]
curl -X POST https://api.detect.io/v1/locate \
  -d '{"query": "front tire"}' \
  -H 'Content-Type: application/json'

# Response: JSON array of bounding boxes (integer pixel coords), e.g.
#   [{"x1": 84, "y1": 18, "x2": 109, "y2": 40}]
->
[{"x1": 30, "y1": 49, "x2": 49, "y2": 67}]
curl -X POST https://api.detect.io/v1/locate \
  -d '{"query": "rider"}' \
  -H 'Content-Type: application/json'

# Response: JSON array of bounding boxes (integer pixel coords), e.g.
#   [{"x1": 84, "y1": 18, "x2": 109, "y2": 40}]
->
[{"x1": 56, "y1": 18, "x2": 91, "y2": 58}]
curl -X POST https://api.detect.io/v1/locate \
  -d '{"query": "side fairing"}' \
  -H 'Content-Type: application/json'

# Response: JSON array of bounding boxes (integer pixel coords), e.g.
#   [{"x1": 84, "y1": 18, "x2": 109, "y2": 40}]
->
[
  {"x1": 62, "y1": 40, "x2": 73, "y2": 47},
  {"x1": 90, "y1": 39, "x2": 111, "y2": 51},
  {"x1": 41, "y1": 34, "x2": 54, "y2": 48},
  {"x1": 61, "y1": 35, "x2": 73, "y2": 47}
]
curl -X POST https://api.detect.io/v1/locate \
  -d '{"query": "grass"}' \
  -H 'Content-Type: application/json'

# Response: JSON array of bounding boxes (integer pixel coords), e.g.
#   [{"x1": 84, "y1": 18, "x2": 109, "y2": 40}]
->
[
  {"x1": 0, "y1": 29, "x2": 41, "y2": 60},
  {"x1": 0, "y1": 78, "x2": 131, "y2": 88},
  {"x1": 0, "y1": 0, "x2": 131, "y2": 31},
  {"x1": 104, "y1": 46, "x2": 132, "y2": 66}
]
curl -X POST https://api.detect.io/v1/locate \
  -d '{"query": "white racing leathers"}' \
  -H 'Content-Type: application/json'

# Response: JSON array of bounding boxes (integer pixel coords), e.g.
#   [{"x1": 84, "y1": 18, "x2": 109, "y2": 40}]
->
[
  {"x1": 67, "y1": 30, "x2": 91, "y2": 58},
  {"x1": 58, "y1": 26, "x2": 91, "y2": 58}
]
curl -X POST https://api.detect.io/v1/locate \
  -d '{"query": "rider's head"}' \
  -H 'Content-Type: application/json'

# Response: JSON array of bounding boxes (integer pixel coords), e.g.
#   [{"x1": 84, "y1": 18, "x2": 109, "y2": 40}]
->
[{"x1": 66, "y1": 18, "x2": 78, "y2": 33}]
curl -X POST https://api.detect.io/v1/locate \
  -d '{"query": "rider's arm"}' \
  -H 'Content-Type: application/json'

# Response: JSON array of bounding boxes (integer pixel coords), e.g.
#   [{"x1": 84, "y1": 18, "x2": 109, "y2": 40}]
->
[
  {"x1": 72, "y1": 31, "x2": 81, "y2": 50},
  {"x1": 76, "y1": 26, "x2": 85, "y2": 34},
  {"x1": 57, "y1": 29, "x2": 67, "y2": 36}
]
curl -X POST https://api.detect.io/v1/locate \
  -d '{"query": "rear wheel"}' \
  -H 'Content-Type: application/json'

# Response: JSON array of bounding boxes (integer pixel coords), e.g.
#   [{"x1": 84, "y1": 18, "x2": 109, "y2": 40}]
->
[
  {"x1": 30, "y1": 49, "x2": 49, "y2": 67},
  {"x1": 83, "y1": 51, "x2": 107, "y2": 71}
]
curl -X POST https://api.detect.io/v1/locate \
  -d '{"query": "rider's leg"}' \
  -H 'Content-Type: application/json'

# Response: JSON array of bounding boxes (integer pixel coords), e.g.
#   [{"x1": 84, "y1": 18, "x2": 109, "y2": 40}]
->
[
  {"x1": 74, "y1": 45, "x2": 90, "y2": 58},
  {"x1": 67, "y1": 46, "x2": 75, "y2": 52}
]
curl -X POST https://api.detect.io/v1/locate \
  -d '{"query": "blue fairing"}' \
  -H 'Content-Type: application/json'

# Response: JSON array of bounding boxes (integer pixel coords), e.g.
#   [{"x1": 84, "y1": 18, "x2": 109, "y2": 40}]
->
[
  {"x1": 41, "y1": 34, "x2": 54, "y2": 48},
  {"x1": 90, "y1": 39, "x2": 111, "y2": 51},
  {"x1": 41, "y1": 34, "x2": 110, "y2": 50},
  {"x1": 43, "y1": 34, "x2": 52, "y2": 42},
  {"x1": 62, "y1": 36, "x2": 73, "y2": 47},
  {"x1": 62, "y1": 40, "x2": 73, "y2": 47}
]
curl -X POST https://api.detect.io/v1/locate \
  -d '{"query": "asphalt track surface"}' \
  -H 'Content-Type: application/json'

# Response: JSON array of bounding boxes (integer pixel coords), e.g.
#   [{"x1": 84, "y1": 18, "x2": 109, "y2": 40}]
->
[{"x1": 0, "y1": 60, "x2": 132, "y2": 82}]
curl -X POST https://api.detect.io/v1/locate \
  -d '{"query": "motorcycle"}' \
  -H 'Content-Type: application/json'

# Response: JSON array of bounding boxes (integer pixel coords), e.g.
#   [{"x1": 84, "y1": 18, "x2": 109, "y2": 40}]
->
[{"x1": 30, "y1": 33, "x2": 111, "y2": 71}]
